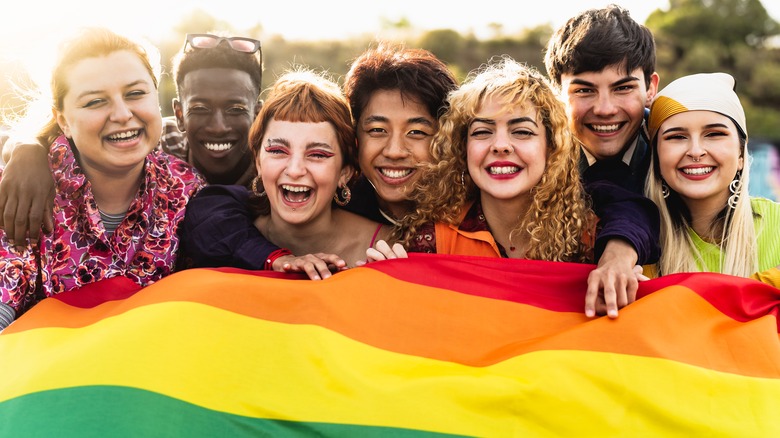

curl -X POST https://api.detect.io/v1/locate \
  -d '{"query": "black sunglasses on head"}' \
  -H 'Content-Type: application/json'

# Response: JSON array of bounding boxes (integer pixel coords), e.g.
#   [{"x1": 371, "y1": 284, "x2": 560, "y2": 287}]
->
[{"x1": 184, "y1": 33, "x2": 261, "y2": 54}]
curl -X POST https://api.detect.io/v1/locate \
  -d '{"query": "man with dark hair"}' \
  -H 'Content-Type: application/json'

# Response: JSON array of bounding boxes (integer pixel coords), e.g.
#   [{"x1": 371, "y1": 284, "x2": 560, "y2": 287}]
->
[
  {"x1": 343, "y1": 43, "x2": 459, "y2": 224},
  {"x1": 544, "y1": 5, "x2": 661, "y2": 316},
  {"x1": 166, "y1": 33, "x2": 263, "y2": 186},
  {"x1": 544, "y1": 4, "x2": 659, "y2": 194}
]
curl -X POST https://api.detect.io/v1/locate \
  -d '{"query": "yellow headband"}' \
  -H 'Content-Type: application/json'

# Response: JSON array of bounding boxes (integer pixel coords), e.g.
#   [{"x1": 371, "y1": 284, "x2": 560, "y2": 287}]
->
[{"x1": 648, "y1": 72, "x2": 746, "y2": 141}]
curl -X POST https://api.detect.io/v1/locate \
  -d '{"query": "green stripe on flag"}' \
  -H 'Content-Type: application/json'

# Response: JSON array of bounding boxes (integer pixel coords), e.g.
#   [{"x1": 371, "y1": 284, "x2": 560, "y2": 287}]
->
[{"x1": 0, "y1": 385, "x2": 466, "y2": 437}]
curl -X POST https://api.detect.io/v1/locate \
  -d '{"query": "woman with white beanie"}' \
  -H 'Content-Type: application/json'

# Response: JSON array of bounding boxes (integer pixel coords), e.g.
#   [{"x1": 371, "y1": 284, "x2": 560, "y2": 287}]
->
[{"x1": 644, "y1": 72, "x2": 780, "y2": 285}]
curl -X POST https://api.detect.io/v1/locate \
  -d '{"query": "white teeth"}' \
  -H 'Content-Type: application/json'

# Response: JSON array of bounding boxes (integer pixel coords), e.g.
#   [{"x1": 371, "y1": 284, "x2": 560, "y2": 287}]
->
[
  {"x1": 379, "y1": 168, "x2": 413, "y2": 179},
  {"x1": 591, "y1": 124, "x2": 620, "y2": 133},
  {"x1": 281, "y1": 184, "x2": 311, "y2": 203},
  {"x1": 488, "y1": 166, "x2": 519, "y2": 175},
  {"x1": 107, "y1": 130, "x2": 139, "y2": 141},
  {"x1": 204, "y1": 142, "x2": 233, "y2": 151},
  {"x1": 281, "y1": 185, "x2": 310, "y2": 193},
  {"x1": 682, "y1": 167, "x2": 714, "y2": 175}
]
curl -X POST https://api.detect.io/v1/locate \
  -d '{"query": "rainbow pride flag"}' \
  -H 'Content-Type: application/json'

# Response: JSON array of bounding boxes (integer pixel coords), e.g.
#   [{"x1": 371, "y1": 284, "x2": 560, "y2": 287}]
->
[{"x1": 1, "y1": 254, "x2": 779, "y2": 436}]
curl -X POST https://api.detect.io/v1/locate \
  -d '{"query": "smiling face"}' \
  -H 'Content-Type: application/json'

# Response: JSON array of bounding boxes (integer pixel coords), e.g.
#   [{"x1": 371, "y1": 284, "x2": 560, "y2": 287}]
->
[
  {"x1": 356, "y1": 89, "x2": 436, "y2": 218},
  {"x1": 657, "y1": 110, "x2": 744, "y2": 213},
  {"x1": 55, "y1": 50, "x2": 161, "y2": 178},
  {"x1": 258, "y1": 120, "x2": 353, "y2": 226},
  {"x1": 173, "y1": 68, "x2": 258, "y2": 184},
  {"x1": 560, "y1": 65, "x2": 658, "y2": 160},
  {"x1": 467, "y1": 96, "x2": 547, "y2": 209}
]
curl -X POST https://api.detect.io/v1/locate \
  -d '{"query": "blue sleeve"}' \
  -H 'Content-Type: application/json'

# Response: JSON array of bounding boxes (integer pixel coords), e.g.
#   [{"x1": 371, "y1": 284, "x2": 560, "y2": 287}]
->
[
  {"x1": 176, "y1": 185, "x2": 280, "y2": 270},
  {"x1": 586, "y1": 180, "x2": 660, "y2": 264}
]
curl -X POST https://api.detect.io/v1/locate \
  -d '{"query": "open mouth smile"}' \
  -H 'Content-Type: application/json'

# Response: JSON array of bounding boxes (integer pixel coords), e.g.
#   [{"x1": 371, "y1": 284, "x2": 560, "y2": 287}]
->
[
  {"x1": 681, "y1": 166, "x2": 714, "y2": 176},
  {"x1": 487, "y1": 165, "x2": 520, "y2": 175},
  {"x1": 106, "y1": 129, "x2": 141, "y2": 142},
  {"x1": 203, "y1": 142, "x2": 235, "y2": 152},
  {"x1": 378, "y1": 168, "x2": 414, "y2": 179},
  {"x1": 281, "y1": 184, "x2": 312, "y2": 203},
  {"x1": 587, "y1": 123, "x2": 624, "y2": 134}
]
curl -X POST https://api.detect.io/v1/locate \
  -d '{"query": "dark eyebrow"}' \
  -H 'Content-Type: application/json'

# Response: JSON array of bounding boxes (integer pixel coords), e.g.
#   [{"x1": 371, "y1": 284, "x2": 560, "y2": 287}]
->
[
  {"x1": 362, "y1": 115, "x2": 388, "y2": 124},
  {"x1": 187, "y1": 96, "x2": 250, "y2": 105},
  {"x1": 704, "y1": 123, "x2": 731, "y2": 130},
  {"x1": 470, "y1": 117, "x2": 538, "y2": 127},
  {"x1": 662, "y1": 122, "x2": 732, "y2": 135},
  {"x1": 363, "y1": 115, "x2": 434, "y2": 128},
  {"x1": 408, "y1": 116, "x2": 435, "y2": 127},
  {"x1": 470, "y1": 117, "x2": 495, "y2": 127},
  {"x1": 569, "y1": 76, "x2": 640, "y2": 88},
  {"x1": 508, "y1": 116, "x2": 538, "y2": 127},
  {"x1": 661, "y1": 126, "x2": 685, "y2": 135},
  {"x1": 611, "y1": 76, "x2": 641, "y2": 87},
  {"x1": 568, "y1": 78, "x2": 595, "y2": 87}
]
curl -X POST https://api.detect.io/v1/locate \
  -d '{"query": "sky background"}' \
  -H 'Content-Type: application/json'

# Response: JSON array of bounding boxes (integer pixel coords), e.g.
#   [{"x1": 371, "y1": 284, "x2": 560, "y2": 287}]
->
[
  {"x1": 6, "y1": 0, "x2": 668, "y2": 41},
  {"x1": 5, "y1": 0, "x2": 780, "y2": 43},
  {"x1": 2, "y1": 0, "x2": 779, "y2": 80}
]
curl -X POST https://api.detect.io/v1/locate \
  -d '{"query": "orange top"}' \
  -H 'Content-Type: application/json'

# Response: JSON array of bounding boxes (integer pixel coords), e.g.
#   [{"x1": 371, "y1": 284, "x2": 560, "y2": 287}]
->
[
  {"x1": 434, "y1": 200, "x2": 597, "y2": 260},
  {"x1": 435, "y1": 217, "x2": 501, "y2": 257}
]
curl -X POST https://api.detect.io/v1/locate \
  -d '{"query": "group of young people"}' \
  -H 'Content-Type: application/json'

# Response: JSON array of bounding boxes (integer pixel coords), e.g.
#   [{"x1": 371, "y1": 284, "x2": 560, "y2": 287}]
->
[{"x1": 0, "y1": 4, "x2": 778, "y2": 327}]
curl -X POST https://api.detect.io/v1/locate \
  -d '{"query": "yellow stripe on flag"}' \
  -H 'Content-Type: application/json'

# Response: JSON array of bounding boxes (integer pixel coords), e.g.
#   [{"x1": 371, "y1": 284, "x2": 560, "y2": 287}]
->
[{"x1": 1, "y1": 301, "x2": 779, "y2": 436}]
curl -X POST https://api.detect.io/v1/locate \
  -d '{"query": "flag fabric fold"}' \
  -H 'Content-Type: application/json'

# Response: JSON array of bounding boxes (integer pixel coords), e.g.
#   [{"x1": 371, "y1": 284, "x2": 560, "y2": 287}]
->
[{"x1": 1, "y1": 253, "x2": 779, "y2": 437}]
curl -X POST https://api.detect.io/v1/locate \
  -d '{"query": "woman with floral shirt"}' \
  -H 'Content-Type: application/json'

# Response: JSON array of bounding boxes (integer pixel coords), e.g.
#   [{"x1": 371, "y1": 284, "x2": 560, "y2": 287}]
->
[{"x1": 0, "y1": 28, "x2": 204, "y2": 318}]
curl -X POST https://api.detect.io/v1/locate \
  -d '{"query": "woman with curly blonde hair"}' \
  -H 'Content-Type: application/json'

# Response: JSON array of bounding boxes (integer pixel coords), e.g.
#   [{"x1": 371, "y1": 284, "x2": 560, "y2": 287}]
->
[
  {"x1": 369, "y1": 57, "x2": 658, "y2": 318},
  {"x1": 396, "y1": 57, "x2": 594, "y2": 261}
]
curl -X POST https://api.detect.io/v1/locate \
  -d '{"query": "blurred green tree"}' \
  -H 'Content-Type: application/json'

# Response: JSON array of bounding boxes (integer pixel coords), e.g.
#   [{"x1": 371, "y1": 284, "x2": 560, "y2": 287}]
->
[
  {"x1": 646, "y1": 0, "x2": 780, "y2": 139},
  {"x1": 2, "y1": 1, "x2": 778, "y2": 141}
]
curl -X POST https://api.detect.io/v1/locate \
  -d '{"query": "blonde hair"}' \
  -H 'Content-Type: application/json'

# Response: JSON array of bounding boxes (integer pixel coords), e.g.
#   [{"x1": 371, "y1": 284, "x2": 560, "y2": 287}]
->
[
  {"x1": 399, "y1": 56, "x2": 593, "y2": 262},
  {"x1": 645, "y1": 133, "x2": 756, "y2": 276}
]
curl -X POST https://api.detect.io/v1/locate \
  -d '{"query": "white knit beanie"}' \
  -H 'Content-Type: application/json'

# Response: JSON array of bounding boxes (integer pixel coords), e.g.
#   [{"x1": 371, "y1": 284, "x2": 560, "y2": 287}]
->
[{"x1": 648, "y1": 72, "x2": 747, "y2": 141}]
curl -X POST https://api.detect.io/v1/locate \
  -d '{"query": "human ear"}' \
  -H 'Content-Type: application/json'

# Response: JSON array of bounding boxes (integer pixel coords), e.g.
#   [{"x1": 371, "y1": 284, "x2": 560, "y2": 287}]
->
[
  {"x1": 254, "y1": 101, "x2": 262, "y2": 118},
  {"x1": 54, "y1": 108, "x2": 71, "y2": 138},
  {"x1": 172, "y1": 98, "x2": 186, "y2": 132},
  {"x1": 339, "y1": 164, "x2": 356, "y2": 187},
  {"x1": 645, "y1": 72, "x2": 660, "y2": 107},
  {"x1": 254, "y1": 149, "x2": 263, "y2": 175}
]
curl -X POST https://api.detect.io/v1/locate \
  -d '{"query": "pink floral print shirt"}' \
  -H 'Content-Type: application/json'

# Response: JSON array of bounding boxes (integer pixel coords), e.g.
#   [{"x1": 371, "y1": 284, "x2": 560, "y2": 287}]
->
[{"x1": 0, "y1": 135, "x2": 205, "y2": 315}]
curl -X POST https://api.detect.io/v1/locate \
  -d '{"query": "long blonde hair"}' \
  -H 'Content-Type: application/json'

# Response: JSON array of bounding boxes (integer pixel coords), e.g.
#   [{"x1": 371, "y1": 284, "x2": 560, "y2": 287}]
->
[
  {"x1": 645, "y1": 134, "x2": 756, "y2": 276},
  {"x1": 399, "y1": 56, "x2": 593, "y2": 262}
]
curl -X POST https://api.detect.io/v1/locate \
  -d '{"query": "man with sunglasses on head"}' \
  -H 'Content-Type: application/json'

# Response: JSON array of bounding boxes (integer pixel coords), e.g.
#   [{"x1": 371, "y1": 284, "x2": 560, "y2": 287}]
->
[
  {"x1": 170, "y1": 33, "x2": 289, "y2": 271},
  {"x1": 166, "y1": 33, "x2": 262, "y2": 186}
]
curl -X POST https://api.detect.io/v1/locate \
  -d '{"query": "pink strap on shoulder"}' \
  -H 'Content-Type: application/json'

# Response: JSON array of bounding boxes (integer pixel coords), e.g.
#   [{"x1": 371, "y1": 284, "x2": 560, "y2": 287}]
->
[{"x1": 369, "y1": 224, "x2": 383, "y2": 248}]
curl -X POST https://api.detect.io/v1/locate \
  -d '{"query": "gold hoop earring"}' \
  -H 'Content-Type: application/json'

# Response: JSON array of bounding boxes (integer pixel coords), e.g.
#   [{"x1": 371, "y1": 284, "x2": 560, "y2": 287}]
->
[
  {"x1": 251, "y1": 175, "x2": 266, "y2": 198},
  {"x1": 333, "y1": 186, "x2": 351, "y2": 207}
]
